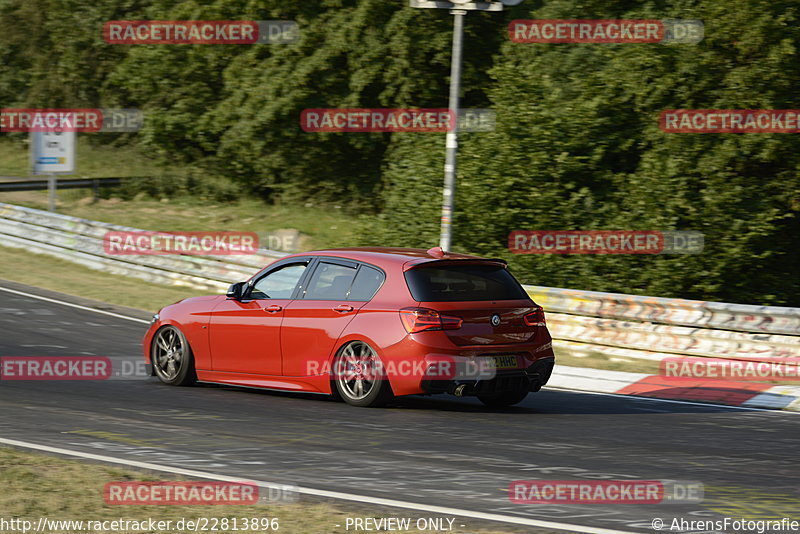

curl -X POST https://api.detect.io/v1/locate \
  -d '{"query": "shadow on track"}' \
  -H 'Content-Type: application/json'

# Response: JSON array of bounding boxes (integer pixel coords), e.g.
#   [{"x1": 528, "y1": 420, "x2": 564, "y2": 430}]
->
[{"x1": 193, "y1": 381, "x2": 749, "y2": 415}]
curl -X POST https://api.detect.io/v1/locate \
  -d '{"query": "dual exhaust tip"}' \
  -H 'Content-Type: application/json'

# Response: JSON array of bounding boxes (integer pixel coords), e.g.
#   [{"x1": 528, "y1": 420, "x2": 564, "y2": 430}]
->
[
  {"x1": 453, "y1": 383, "x2": 472, "y2": 397},
  {"x1": 451, "y1": 377, "x2": 538, "y2": 397}
]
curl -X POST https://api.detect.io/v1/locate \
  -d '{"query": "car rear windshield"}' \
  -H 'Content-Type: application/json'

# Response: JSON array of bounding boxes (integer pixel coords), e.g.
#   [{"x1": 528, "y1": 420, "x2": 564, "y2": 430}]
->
[{"x1": 404, "y1": 263, "x2": 529, "y2": 302}]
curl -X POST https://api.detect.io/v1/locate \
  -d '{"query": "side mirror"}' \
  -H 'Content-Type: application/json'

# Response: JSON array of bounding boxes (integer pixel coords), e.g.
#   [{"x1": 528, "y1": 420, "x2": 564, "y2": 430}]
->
[{"x1": 226, "y1": 281, "x2": 248, "y2": 300}]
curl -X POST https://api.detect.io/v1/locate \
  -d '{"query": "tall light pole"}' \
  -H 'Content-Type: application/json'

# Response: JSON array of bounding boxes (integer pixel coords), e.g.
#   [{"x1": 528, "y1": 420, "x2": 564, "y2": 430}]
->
[
  {"x1": 441, "y1": 8, "x2": 465, "y2": 252},
  {"x1": 410, "y1": 0, "x2": 521, "y2": 251}
]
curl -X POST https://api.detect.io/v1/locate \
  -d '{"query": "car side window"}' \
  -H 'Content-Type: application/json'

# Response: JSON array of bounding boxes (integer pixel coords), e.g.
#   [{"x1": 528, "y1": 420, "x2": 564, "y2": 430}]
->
[
  {"x1": 303, "y1": 262, "x2": 357, "y2": 300},
  {"x1": 348, "y1": 266, "x2": 385, "y2": 301},
  {"x1": 251, "y1": 263, "x2": 307, "y2": 300}
]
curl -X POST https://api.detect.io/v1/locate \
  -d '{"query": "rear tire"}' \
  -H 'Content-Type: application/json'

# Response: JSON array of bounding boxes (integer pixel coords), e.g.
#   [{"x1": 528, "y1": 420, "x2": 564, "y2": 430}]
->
[
  {"x1": 477, "y1": 388, "x2": 528, "y2": 408},
  {"x1": 333, "y1": 341, "x2": 393, "y2": 407},
  {"x1": 151, "y1": 325, "x2": 196, "y2": 386}
]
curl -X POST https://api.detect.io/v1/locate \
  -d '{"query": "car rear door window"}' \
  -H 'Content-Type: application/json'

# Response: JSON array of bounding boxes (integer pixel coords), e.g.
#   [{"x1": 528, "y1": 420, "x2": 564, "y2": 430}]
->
[
  {"x1": 405, "y1": 264, "x2": 529, "y2": 302},
  {"x1": 348, "y1": 266, "x2": 385, "y2": 301},
  {"x1": 251, "y1": 263, "x2": 307, "y2": 299},
  {"x1": 304, "y1": 262, "x2": 357, "y2": 300}
]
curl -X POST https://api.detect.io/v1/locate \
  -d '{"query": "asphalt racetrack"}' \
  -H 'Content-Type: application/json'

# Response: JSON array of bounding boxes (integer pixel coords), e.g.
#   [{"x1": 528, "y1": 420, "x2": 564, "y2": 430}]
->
[{"x1": 0, "y1": 280, "x2": 798, "y2": 533}]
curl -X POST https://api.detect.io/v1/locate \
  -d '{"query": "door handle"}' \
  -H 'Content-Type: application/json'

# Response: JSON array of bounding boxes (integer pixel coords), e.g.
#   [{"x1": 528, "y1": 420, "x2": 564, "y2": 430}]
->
[
  {"x1": 263, "y1": 305, "x2": 283, "y2": 313},
  {"x1": 333, "y1": 304, "x2": 354, "y2": 313}
]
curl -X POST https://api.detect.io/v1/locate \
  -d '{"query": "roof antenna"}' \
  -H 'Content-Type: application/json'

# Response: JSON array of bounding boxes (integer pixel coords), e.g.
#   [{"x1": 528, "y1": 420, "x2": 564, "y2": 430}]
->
[{"x1": 427, "y1": 246, "x2": 445, "y2": 258}]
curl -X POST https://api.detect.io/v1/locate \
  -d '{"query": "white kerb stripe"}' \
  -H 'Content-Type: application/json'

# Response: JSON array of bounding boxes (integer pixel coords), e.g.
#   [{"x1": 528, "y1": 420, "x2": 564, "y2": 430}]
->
[{"x1": 0, "y1": 437, "x2": 638, "y2": 534}]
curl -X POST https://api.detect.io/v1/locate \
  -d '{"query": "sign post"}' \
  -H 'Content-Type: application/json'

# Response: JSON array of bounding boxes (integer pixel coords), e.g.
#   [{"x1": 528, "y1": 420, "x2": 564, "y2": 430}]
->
[
  {"x1": 410, "y1": 0, "x2": 519, "y2": 251},
  {"x1": 30, "y1": 127, "x2": 76, "y2": 212},
  {"x1": 47, "y1": 173, "x2": 57, "y2": 212}
]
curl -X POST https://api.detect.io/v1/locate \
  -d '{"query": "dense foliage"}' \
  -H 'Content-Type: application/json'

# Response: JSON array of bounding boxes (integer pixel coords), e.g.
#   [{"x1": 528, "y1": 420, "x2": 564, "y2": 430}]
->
[{"x1": 1, "y1": 0, "x2": 798, "y2": 305}]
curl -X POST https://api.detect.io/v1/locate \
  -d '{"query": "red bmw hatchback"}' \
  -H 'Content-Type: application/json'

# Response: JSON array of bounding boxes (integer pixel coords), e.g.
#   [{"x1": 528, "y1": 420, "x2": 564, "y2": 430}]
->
[{"x1": 143, "y1": 247, "x2": 555, "y2": 407}]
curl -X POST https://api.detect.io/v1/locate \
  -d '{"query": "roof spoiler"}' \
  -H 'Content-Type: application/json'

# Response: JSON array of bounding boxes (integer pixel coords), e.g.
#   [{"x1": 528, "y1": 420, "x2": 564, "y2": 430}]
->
[
  {"x1": 405, "y1": 257, "x2": 508, "y2": 271},
  {"x1": 426, "y1": 246, "x2": 506, "y2": 265}
]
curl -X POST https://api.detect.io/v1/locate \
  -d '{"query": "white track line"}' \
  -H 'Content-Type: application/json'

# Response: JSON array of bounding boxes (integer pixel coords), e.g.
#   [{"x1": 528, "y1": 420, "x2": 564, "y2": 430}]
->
[
  {"x1": 0, "y1": 437, "x2": 638, "y2": 534},
  {"x1": 543, "y1": 385, "x2": 798, "y2": 414},
  {"x1": 0, "y1": 285, "x2": 150, "y2": 324}
]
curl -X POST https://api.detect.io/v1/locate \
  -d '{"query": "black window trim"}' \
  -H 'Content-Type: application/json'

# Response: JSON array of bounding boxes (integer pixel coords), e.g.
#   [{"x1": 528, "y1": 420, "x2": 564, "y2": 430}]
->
[
  {"x1": 246, "y1": 257, "x2": 315, "y2": 301},
  {"x1": 298, "y1": 256, "x2": 387, "y2": 302},
  {"x1": 245, "y1": 255, "x2": 388, "y2": 302},
  {"x1": 299, "y1": 257, "x2": 358, "y2": 301},
  {"x1": 347, "y1": 263, "x2": 387, "y2": 302}
]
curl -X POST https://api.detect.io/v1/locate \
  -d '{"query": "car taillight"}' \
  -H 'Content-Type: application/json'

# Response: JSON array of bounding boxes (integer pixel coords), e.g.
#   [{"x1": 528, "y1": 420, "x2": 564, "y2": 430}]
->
[
  {"x1": 399, "y1": 307, "x2": 463, "y2": 333},
  {"x1": 524, "y1": 307, "x2": 546, "y2": 326}
]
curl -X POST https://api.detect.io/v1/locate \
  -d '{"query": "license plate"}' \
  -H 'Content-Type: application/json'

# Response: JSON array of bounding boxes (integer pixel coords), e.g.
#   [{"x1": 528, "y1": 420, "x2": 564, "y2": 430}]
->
[{"x1": 491, "y1": 355, "x2": 518, "y2": 369}]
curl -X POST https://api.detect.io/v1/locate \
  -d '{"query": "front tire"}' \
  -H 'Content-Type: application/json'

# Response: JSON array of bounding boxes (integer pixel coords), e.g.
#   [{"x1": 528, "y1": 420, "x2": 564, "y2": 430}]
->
[
  {"x1": 333, "y1": 341, "x2": 393, "y2": 407},
  {"x1": 151, "y1": 325, "x2": 196, "y2": 386},
  {"x1": 477, "y1": 388, "x2": 528, "y2": 408}
]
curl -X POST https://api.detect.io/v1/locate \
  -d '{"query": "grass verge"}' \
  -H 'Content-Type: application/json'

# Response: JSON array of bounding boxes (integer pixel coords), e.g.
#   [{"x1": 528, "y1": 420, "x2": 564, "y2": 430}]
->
[
  {"x1": 0, "y1": 139, "x2": 180, "y2": 179},
  {"x1": 0, "y1": 138, "x2": 366, "y2": 252},
  {"x1": 555, "y1": 350, "x2": 661, "y2": 374},
  {"x1": 0, "y1": 192, "x2": 360, "y2": 252},
  {"x1": 0, "y1": 245, "x2": 209, "y2": 312},
  {"x1": 0, "y1": 447, "x2": 520, "y2": 534}
]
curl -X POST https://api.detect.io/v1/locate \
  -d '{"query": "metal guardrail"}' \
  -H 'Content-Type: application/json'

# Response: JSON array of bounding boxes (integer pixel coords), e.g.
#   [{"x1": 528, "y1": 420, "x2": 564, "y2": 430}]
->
[
  {"x1": 545, "y1": 312, "x2": 800, "y2": 362},
  {"x1": 0, "y1": 201, "x2": 797, "y2": 363},
  {"x1": 0, "y1": 202, "x2": 285, "y2": 292},
  {"x1": 0, "y1": 177, "x2": 123, "y2": 192},
  {"x1": 526, "y1": 285, "x2": 800, "y2": 335},
  {"x1": 525, "y1": 285, "x2": 800, "y2": 363}
]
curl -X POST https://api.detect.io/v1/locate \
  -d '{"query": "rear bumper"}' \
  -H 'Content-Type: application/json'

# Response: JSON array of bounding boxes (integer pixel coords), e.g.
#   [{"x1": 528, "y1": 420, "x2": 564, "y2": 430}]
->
[
  {"x1": 381, "y1": 326, "x2": 555, "y2": 396},
  {"x1": 421, "y1": 357, "x2": 555, "y2": 397}
]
